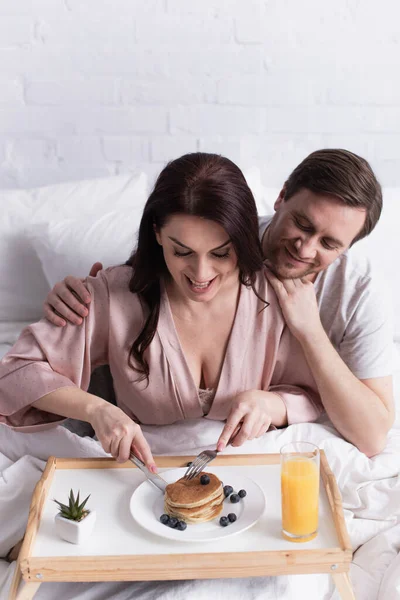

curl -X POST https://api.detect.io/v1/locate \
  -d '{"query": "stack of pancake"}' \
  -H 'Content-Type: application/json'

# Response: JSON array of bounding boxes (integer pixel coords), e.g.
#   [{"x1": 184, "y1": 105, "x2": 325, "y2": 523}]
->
[{"x1": 164, "y1": 472, "x2": 224, "y2": 523}]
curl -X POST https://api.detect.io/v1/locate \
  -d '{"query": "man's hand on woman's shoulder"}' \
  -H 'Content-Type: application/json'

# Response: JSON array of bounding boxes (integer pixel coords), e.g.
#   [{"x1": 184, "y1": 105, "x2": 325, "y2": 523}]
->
[{"x1": 43, "y1": 262, "x2": 103, "y2": 326}]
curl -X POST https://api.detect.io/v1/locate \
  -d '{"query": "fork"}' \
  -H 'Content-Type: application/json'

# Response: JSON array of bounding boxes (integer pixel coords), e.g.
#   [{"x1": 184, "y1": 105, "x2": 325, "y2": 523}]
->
[{"x1": 184, "y1": 428, "x2": 240, "y2": 480}]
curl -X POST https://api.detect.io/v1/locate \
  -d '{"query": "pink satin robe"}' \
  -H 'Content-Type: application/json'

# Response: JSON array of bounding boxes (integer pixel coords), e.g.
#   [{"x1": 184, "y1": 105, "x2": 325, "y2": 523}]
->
[{"x1": 0, "y1": 266, "x2": 323, "y2": 431}]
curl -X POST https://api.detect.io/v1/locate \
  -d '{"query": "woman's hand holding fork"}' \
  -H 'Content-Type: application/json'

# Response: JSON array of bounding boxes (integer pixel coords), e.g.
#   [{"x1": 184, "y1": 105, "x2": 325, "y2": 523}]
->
[{"x1": 216, "y1": 390, "x2": 288, "y2": 451}]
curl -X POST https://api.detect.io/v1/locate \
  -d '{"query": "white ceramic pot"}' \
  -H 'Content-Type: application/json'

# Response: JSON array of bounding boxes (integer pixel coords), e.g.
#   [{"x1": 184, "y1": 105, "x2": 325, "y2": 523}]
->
[{"x1": 54, "y1": 510, "x2": 96, "y2": 544}]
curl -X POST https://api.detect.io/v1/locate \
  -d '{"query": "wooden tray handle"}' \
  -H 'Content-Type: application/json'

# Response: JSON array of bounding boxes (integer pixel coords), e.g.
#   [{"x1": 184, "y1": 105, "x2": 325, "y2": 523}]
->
[
  {"x1": 320, "y1": 451, "x2": 352, "y2": 553},
  {"x1": 19, "y1": 456, "x2": 57, "y2": 566}
]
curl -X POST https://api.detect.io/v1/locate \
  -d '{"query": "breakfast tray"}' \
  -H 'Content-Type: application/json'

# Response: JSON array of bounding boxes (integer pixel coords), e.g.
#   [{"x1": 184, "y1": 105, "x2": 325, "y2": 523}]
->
[{"x1": 9, "y1": 452, "x2": 355, "y2": 600}]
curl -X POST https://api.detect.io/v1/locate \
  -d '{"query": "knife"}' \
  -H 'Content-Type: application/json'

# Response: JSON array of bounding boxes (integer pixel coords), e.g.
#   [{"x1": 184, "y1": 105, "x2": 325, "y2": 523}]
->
[{"x1": 129, "y1": 452, "x2": 167, "y2": 493}]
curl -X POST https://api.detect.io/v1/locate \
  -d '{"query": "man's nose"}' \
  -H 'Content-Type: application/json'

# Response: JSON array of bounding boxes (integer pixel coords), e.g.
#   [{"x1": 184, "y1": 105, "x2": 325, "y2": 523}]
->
[{"x1": 293, "y1": 236, "x2": 318, "y2": 259}]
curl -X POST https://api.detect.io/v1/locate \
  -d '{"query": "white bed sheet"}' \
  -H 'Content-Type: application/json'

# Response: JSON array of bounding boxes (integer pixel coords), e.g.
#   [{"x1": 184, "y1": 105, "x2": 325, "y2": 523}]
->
[{"x1": 0, "y1": 416, "x2": 399, "y2": 600}]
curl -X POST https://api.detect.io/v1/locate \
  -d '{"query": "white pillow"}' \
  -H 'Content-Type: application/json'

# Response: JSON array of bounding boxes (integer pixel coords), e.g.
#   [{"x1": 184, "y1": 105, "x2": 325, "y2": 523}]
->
[
  {"x1": 30, "y1": 170, "x2": 278, "y2": 290},
  {"x1": 350, "y1": 188, "x2": 400, "y2": 339},
  {"x1": 30, "y1": 209, "x2": 145, "y2": 288},
  {"x1": 0, "y1": 188, "x2": 50, "y2": 332},
  {"x1": 0, "y1": 172, "x2": 148, "y2": 344}
]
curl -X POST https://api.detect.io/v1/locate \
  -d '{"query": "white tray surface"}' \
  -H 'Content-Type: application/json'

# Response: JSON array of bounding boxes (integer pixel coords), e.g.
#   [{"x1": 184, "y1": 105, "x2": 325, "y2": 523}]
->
[{"x1": 32, "y1": 465, "x2": 339, "y2": 557}]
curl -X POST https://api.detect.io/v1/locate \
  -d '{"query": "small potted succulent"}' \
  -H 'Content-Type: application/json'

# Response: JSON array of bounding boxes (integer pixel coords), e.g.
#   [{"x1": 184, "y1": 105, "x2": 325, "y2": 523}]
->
[{"x1": 53, "y1": 489, "x2": 96, "y2": 544}]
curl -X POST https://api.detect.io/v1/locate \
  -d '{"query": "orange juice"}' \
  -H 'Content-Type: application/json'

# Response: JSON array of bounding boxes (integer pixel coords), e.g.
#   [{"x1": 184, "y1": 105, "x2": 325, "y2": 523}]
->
[{"x1": 281, "y1": 457, "x2": 319, "y2": 542}]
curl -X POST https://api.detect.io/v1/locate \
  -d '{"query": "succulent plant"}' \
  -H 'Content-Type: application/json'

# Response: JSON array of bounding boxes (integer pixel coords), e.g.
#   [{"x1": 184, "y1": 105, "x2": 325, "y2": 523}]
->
[{"x1": 53, "y1": 489, "x2": 91, "y2": 522}]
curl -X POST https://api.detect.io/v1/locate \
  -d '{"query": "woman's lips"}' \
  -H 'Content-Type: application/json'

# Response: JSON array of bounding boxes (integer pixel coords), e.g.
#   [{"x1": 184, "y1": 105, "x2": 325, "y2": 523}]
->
[{"x1": 185, "y1": 275, "x2": 217, "y2": 293}]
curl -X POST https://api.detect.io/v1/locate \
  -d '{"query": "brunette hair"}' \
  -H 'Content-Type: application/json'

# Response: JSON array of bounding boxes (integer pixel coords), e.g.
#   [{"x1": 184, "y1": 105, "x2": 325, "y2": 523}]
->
[
  {"x1": 283, "y1": 149, "x2": 382, "y2": 244},
  {"x1": 126, "y1": 152, "x2": 265, "y2": 381}
]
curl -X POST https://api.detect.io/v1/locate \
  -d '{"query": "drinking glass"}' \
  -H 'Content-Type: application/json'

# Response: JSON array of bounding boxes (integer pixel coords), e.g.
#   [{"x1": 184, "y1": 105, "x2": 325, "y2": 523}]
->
[{"x1": 280, "y1": 441, "x2": 320, "y2": 542}]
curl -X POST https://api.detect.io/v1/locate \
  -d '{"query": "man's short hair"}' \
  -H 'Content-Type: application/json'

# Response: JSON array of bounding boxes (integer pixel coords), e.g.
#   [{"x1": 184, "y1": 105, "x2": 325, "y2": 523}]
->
[{"x1": 284, "y1": 149, "x2": 382, "y2": 244}]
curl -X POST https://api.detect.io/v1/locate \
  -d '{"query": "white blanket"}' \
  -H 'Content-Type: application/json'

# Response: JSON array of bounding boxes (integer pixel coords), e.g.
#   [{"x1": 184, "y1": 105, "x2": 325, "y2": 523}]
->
[{"x1": 0, "y1": 418, "x2": 399, "y2": 600}]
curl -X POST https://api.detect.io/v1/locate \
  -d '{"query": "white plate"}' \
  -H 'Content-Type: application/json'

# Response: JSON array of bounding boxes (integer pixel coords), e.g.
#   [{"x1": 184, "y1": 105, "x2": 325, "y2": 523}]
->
[{"x1": 129, "y1": 466, "x2": 266, "y2": 542}]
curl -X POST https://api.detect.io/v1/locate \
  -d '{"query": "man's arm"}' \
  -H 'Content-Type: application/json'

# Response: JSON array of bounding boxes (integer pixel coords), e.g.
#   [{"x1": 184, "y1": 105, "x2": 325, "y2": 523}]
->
[
  {"x1": 295, "y1": 324, "x2": 394, "y2": 456},
  {"x1": 265, "y1": 269, "x2": 395, "y2": 457}
]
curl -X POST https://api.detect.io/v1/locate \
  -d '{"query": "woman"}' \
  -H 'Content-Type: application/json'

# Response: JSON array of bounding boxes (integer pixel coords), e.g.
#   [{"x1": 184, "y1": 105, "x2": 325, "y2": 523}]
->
[{"x1": 0, "y1": 153, "x2": 322, "y2": 472}]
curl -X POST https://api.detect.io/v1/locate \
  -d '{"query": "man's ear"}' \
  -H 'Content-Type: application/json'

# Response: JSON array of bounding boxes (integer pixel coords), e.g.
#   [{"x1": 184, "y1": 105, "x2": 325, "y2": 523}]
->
[
  {"x1": 274, "y1": 186, "x2": 286, "y2": 210},
  {"x1": 153, "y1": 224, "x2": 162, "y2": 246}
]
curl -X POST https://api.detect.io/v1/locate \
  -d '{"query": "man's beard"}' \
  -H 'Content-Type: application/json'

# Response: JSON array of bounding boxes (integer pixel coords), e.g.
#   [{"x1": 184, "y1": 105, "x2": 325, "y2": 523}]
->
[{"x1": 265, "y1": 247, "x2": 318, "y2": 281}]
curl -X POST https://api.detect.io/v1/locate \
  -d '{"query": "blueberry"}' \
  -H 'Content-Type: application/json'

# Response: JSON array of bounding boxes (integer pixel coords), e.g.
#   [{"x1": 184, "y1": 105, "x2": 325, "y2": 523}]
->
[
  {"x1": 176, "y1": 520, "x2": 187, "y2": 531},
  {"x1": 223, "y1": 485, "x2": 233, "y2": 497},
  {"x1": 186, "y1": 461, "x2": 193, "y2": 467},
  {"x1": 219, "y1": 516, "x2": 229, "y2": 527},
  {"x1": 238, "y1": 489, "x2": 247, "y2": 498},
  {"x1": 200, "y1": 474, "x2": 210, "y2": 485},
  {"x1": 230, "y1": 494, "x2": 240, "y2": 503},
  {"x1": 159, "y1": 514, "x2": 170, "y2": 525},
  {"x1": 168, "y1": 517, "x2": 178, "y2": 528},
  {"x1": 228, "y1": 513, "x2": 237, "y2": 523}
]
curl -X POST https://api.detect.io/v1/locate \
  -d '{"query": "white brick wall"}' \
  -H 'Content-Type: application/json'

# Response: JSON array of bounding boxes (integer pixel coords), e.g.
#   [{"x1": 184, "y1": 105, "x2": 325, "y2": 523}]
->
[{"x1": 1, "y1": 0, "x2": 400, "y2": 189}]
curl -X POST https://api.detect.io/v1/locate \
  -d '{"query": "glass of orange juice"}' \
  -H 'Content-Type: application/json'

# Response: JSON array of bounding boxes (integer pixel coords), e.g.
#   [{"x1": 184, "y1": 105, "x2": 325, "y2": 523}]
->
[{"x1": 280, "y1": 441, "x2": 320, "y2": 542}]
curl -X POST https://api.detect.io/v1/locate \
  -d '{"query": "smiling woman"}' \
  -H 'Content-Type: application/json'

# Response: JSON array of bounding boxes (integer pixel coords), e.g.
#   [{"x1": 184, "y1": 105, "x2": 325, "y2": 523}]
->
[
  {"x1": 0, "y1": 153, "x2": 323, "y2": 472},
  {"x1": 125, "y1": 152, "x2": 266, "y2": 382},
  {"x1": 157, "y1": 215, "x2": 238, "y2": 298}
]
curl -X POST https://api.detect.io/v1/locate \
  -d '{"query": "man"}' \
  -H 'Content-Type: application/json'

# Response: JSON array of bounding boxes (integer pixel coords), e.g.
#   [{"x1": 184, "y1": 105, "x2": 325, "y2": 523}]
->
[{"x1": 43, "y1": 149, "x2": 395, "y2": 456}]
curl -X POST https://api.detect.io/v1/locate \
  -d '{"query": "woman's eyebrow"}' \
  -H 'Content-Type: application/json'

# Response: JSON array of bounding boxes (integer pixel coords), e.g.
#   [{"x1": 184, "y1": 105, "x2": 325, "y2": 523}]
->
[{"x1": 168, "y1": 236, "x2": 231, "y2": 251}]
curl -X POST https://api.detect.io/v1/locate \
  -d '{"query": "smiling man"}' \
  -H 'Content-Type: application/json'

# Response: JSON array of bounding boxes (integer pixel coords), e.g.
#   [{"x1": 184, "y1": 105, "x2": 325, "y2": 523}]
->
[
  {"x1": 257, "y1": 149, "x2": 394, "y2": 456},
  {"x1": 43, "y1": 149, "x2": 395, "y2": 456}
]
